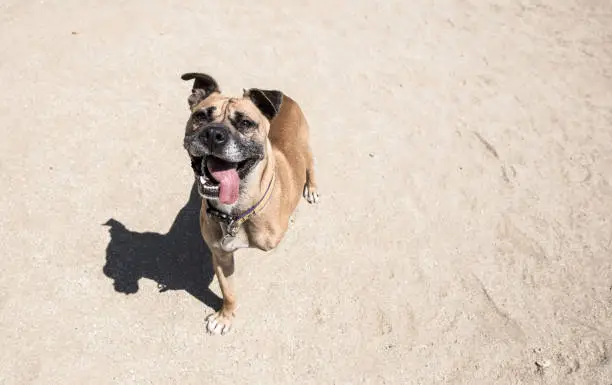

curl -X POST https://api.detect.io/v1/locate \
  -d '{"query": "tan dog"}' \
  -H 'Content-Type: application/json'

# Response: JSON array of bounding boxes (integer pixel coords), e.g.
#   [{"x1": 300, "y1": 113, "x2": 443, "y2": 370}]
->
[{"x1": 181, "y1": 73, "x2": 319, "y2": 335}]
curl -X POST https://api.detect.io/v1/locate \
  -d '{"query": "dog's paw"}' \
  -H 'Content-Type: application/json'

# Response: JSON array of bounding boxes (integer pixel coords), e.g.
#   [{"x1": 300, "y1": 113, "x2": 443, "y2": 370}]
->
[
  {"x1": 303, "y1": 184, "x2": 320, "y2": 204},
  {"x1": 206, "y1": 311, "x2": 233, "y2": 335}
]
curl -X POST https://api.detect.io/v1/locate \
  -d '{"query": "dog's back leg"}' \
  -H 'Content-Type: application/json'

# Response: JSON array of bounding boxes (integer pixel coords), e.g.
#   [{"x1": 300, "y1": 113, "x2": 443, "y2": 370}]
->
[{"x1": 303, "y1": 147, "x2": 319, "y2": 204}]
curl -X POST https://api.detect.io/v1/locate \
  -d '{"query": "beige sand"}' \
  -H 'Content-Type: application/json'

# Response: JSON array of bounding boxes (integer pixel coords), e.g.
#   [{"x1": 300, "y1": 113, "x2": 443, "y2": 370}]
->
[{"x1": 1, "y1": 1, "x2": 611, "y2": 384}]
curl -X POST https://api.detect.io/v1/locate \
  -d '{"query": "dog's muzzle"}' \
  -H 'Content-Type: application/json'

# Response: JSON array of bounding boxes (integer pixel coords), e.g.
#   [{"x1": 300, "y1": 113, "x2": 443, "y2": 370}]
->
[{"x1": 185, "y1": 124, "x2": 264, "y2": 203}]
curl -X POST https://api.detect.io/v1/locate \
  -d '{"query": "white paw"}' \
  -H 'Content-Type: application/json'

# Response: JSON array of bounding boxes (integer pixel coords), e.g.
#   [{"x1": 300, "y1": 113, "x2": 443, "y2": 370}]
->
[
  {"x1": 303, "y1": 184, "x2": 320, "y2": 204},
  {"x1": 206, "y1": 311, "x2": 233, "y2": 335}
]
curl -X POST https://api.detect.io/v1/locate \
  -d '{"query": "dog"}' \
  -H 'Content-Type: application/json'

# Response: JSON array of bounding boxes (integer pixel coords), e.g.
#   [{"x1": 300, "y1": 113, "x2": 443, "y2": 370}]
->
[{"x1": 181, "y1": 73, "x2": 319, "y2": 335}]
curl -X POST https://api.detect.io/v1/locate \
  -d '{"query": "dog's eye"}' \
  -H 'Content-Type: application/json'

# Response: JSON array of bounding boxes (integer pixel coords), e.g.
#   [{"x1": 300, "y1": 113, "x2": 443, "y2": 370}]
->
[
  {"x1": 192, "y1": 111, "x2": 208, "y2": 120},
  {"x1": 191, "y1": 112, "x2": 207, "y2": 126},
  {"x1": 238, "y1": 119, "x2": 255, "y2": 129},
  {"x1": 192, "y1": 106, "x2": 216, "y2": 123}
]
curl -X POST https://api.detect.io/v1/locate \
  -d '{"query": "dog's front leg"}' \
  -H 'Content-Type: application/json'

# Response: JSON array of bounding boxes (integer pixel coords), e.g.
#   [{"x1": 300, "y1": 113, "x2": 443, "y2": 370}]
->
[{"x1": 206, "y1": 249, "x2": 236, "y2": 335}]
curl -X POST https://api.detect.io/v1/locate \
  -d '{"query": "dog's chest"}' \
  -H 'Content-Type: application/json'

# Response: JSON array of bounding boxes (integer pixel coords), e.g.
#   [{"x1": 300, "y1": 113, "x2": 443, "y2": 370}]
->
[{"x1": 217, "y1": 222, "x2": 250, "y2": 252}]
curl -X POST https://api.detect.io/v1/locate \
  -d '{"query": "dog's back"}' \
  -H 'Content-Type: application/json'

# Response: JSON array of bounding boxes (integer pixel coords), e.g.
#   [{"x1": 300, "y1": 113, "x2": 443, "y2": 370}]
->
[{"x1": 268, "y1": 95, "x2": 313, "y2": 211}]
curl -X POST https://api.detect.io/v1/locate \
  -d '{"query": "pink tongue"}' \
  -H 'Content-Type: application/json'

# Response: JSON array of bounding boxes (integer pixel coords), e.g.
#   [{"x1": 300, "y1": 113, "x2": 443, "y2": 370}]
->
[{"x1": 207, "y1": 157, "x2": 240, "y2": 204}]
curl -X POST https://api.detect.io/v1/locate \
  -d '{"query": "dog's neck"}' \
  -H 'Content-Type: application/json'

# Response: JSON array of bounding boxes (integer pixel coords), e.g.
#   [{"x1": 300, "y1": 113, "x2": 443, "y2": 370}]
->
[{"x1": 208, "y1": 140, "x2": 276, "y2": 216}]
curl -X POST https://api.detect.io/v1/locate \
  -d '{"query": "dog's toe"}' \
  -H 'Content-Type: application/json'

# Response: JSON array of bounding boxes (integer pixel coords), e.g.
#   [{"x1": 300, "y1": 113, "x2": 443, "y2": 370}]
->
[
  {"x1": 308, "y1": 191, "x2": 319, "y2": 204},
  {"x1": 303, "y1": 185, "x2": 320, "y2": 204},
  {"x1": 206, "y1": 311, "x2": 233, "y2": 335}
]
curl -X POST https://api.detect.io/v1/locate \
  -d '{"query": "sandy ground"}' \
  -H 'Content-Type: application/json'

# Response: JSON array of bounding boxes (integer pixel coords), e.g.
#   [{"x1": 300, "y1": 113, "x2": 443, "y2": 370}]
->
[{"x1": 1, "y1": 0, "x2": 611, "y2": 384}]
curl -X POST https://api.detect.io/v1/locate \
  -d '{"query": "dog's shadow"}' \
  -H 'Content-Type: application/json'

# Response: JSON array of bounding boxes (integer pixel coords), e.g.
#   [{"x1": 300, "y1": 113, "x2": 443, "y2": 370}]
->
[{"x1": 102, "y1": 183, "x2": 222, "y2": 310}]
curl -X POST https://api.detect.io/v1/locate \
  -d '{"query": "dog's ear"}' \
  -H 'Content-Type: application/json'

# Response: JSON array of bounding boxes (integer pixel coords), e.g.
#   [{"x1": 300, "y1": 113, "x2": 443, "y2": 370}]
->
[
  {"x1": 181, "y1": 73, "x2": 220, "y2": 109},
  {"x1": 245, "y1": 88, "x2": 283, "y2": 121}
]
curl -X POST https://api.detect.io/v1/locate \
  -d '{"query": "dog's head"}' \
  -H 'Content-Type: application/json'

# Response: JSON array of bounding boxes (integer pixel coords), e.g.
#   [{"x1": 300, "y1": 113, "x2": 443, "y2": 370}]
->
[{"x1": 181, "y1": 73, "x2": 282, "y2": 205}]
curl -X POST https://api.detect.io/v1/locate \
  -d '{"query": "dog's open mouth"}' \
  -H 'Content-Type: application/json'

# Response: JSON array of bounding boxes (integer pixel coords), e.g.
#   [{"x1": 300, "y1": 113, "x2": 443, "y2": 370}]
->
[{"x1": 191, "y1": 155, "x2": 257, "y2": 204}]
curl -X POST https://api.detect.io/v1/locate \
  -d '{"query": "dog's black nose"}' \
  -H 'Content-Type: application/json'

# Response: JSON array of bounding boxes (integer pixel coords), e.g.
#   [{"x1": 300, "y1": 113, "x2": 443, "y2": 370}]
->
[{"x1": 202, "y1": 125, "x2": 228, "y2": 146}]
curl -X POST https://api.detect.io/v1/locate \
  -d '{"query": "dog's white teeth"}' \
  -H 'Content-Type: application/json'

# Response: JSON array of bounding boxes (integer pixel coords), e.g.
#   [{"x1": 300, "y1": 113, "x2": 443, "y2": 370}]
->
[{"x1": 199, "y1": 176, "x2": 207, "y2": 184}]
